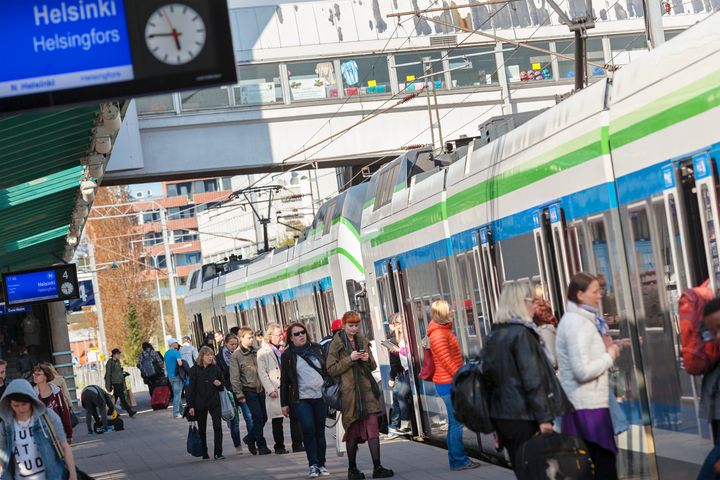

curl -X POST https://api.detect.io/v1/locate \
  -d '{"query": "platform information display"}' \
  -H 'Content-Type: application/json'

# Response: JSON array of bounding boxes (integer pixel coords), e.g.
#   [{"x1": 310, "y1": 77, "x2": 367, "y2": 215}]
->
[
  {"x1": 0, "y1": 1, "x2": 134, "y2": 98},
  {"x1": 2, "y1": 264, "x2": 79, "y2": 306},
  {"x1": 0, "y1": 0, "x2": 236, "y2": 113}
]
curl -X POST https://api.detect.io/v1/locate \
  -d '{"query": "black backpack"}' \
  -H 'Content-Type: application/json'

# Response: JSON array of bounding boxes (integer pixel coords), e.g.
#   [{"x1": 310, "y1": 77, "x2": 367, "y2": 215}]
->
[
  {"x1": 451, "y1": 359, "x2": 494, "y2": 434},
  {"x1": 139, "y1": 351, "x2": 157, "y2": 379},
  {"x1": 515, "y1": 433, "x2": 595, "y2": 480}
]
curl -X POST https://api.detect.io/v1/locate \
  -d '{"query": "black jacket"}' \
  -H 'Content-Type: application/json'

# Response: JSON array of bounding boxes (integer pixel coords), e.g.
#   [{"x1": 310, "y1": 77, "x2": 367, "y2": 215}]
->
[
  {"x1": 387, "y1": 338, "x2": 404, "y2": 381},
  {"x1": 216, "y1": 350, "x2": 232, "y2": 391},
  {"x1": 187, "y1": 364, "x2": 224, "y2": 411},
  {"x1": 483, "y1": 323, "x2": 573, "y2": 423},
  {"x1": 280, "y1": 343, "x2": 326, "y2": 407}
]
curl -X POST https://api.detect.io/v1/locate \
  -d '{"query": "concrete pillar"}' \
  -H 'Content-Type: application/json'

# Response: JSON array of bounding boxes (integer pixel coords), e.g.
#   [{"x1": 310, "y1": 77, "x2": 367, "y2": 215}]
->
[{"x1": 48, "y1": 301, "x2": 77, "y2": 406}]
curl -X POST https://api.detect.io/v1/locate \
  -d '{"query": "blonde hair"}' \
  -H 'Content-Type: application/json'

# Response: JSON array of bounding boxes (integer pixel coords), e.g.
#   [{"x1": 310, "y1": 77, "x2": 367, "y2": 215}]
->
[
  {"x1": 237, "y1": 326, "x2": 253, "y2": 339},
  {"x1": 431, "y1": 300, "x2": 452, "y2": 325},
  {"x1": 390, "y1": 313, "x2": 404, "y2": 342},
  {"x1": 494, "y1": 280, "x2": 534, "y2": 324},
  {"x1": 265, "y1": 323, "x2": 282, "y2": 339},
  {"x1": 196, "y1": 346, "x2": 216, "y2": 367}
]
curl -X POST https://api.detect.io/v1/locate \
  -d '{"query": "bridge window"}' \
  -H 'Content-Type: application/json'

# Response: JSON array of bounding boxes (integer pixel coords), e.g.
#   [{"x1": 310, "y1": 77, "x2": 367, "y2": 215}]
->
[
  {"x1": 287, "y1": 61, "x2": 339, "y2": 101},
  {"x1": 235, "y1": 64, "x2": 283, "y2": 105},
  {"x1": 339, "y1": 56, "x2": 390, "y2": 97},
  {"x1": 609, "y1": 34, "x2": 648, "y2": 67},
  {"x1": 395, "y1": 51, "x2": 444, "y2": 93},
  {"x1": 504, "y1": 41, "x2": 552, "y2": 83},
  {"x1": 449, "y1": 46, "x2": 498, "y2": 88},
  {"x1": 556, "y1": 38, "x2": 605, "y2": 79},
  {"x1": 180, "y1": 87, "x2": 231, "y2": 111}
]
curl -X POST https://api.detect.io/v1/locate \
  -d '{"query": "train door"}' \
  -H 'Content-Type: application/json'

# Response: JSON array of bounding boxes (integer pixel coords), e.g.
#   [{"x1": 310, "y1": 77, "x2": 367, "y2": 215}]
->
[
  {"x1": 382, "y1": 259, "x2": 426, "y2": 439},
  {"x1": 473, "y1": 226, "x2": 500, "y2": 334},
  {"x1": 532, "y1": 204, "x2": 573, "y2": 313},
  {"x1": 312, "y1": 283, "x2": 329, "y2": 339}
]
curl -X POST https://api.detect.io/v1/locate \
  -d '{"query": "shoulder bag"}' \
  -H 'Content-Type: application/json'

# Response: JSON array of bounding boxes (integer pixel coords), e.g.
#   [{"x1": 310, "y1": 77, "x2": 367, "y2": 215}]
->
[{"x1": 42, "y1": 413, "x2": 95, "y2": 480}]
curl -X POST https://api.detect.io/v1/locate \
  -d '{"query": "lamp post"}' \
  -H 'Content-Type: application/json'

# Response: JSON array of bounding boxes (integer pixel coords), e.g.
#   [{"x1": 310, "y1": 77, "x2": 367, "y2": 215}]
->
[
  {"x1": 86, "y1": 242, "x2": 107, "y2": 357},
  {"x1": 159, "y1": 207, "x2": 182, "y2": 340}
]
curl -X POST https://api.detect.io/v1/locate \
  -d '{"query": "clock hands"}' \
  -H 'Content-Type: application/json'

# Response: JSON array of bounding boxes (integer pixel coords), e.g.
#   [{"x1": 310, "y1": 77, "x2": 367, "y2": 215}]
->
[
  {"x1": 160, "y1": 9, "x2": 182, "y2": 51},
  {"x1": 147, "y1": 32, "x2": 184, "y2": 39}
]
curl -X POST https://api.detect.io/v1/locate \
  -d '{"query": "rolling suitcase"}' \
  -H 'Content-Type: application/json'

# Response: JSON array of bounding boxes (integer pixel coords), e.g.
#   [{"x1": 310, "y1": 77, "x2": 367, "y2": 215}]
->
[
  {"x1": 515, "y1": 433, "x2": 594, "y2": 480},
  {"x1": 151, "y1": 385, "x2": 171, "y2": 410}
]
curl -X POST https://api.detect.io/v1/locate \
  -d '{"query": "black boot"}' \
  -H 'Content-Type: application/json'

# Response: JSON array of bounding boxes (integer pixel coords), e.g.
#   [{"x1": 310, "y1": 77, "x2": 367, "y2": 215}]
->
[
  {"x1": 348, "y1": 468, "x2": 365, "y2": 480},
  {"x1": 372, "y1": 466, "x2": 394, "y2": 478}
]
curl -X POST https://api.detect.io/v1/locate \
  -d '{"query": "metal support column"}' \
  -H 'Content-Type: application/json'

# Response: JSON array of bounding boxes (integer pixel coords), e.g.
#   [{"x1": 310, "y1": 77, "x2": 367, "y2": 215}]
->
[
  {"x1": 48, "y1": 302, "x2": 78, "y2": 405},
  {"x1": 159, "y1": 208, "x2": 182, "y2": 339}
]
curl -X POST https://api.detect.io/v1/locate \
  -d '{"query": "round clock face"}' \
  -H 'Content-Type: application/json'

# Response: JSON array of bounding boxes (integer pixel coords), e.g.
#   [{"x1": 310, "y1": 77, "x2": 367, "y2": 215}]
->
[
  {"x1": 61, "y1": 282, "x2": 75, "y2": 296},
  {"x1": 145, "y1": 3, "x2": 207, "y2": 66}
]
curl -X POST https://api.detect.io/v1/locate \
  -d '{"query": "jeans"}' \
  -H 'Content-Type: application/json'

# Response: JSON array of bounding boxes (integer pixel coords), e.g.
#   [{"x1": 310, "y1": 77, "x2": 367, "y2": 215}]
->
[
  {"x1": 197, "y1": 405, "x2": 223, "y2": 457},
  {"x1": 169, "y1": 376, "x2": 184, "y2": 416},
  {"x1": 390, "y1": 371, "x2": 410, "y2": 429},
  {"x1": 295, "y1": 398, "x2": 327, "y2": 467},
  {"x1": 698, "y1": 442, "x2": 720, "y2": 480},
  {"x1": 240, "y1": 401, "x2": 254, "y2": 433},
  {"x1": 437, "y1": 383, "x2": 470, "y2": 469},
  {"x1": 226, "y1": 412, "x2": 241, "y2": 447},
  {"x1": 244, "y1": 390, "x2": 268, "y2": 448}
]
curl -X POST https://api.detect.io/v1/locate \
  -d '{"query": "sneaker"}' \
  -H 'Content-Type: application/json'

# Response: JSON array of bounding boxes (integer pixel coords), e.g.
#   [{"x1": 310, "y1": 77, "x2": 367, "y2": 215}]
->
[
  {"x1": 214, "y1": 454, "x2": 225, "y2": 460},
  {"x1": 293, "y1": 444, "x2": 306, "y2": 453},
  {"x1": 372, "y1": 466, "x2": 394, "y2": 478},
  {"x1": 258, "y1": 446, "x2": 272, "y2": 455},
  {"x1": 202, "y1": 454, "x2": 210, "y2": 460},
  {"x1": 318, "y1": 466, "x2": 331, "y2": 476},
  {"x1": 174, "y1": 414, "x2": 183, "y2": 419},
  {"x1": 385, "y1": 433, "x2": 400, "y2": 441},
  {"x1": 451, "y1": 460, "x2": 481, "y2": 472},
  {"x1": 275, "y1": 447, "x2": 289, "y2": 454},
  {"x1": 235, "y1": 445, "x2": 244, "y2": 455},
  {"x1": 348, "y1": 468, "x2": 365, "y2": 480},
  {"x1": 309, "y1": 466, "x2": 320, "y2": 478}
]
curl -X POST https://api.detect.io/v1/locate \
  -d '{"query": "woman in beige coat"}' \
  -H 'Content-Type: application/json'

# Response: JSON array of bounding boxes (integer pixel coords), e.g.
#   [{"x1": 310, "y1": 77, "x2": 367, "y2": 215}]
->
[
  {"x1": 326, "y1": 311, "x2": 393, "y2": 480},
  {"x1": 257, "y1": 322, "x2": 303, "y2": 454}
]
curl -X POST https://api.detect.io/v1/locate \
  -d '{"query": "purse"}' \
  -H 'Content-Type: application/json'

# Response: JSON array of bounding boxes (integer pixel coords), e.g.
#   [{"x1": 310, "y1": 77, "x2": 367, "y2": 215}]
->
[
  {"x1": 186, "y1": 422, "x2": 204, "y2": 457},
  {"x1": 418, "y1": 347, "x2": 435, "y2": 381}
]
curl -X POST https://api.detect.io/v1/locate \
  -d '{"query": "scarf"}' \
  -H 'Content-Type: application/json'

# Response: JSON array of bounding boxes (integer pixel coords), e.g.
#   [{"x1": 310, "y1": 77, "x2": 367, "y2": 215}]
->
[
  {"x1": 222, "y1": 346, "x2": 232, "y2": 366},
  {"x1": 580, "y1": 304, "x2": 609, "y2": 336},
  {"x1": 510, "y1": 318, "x2": 554, "y2": 365},
  {"x1": 291, "y1": 343, "x2": 323, "y2": 370}
]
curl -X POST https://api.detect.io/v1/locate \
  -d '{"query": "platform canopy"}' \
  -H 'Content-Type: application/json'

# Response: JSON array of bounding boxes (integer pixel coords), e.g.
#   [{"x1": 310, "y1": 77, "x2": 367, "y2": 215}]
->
[{"x1": 0, "y1": 105, "x2": 100, "y2": 271}]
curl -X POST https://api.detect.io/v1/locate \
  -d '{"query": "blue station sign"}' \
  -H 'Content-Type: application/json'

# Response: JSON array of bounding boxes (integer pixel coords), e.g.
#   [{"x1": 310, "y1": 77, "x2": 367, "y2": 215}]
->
[
  {"x1": 2, "y1": 264, "x2": 79, "y2": 306},
  {"x1": 0, "y1": 0, "x2": 236, "y2": 113}
]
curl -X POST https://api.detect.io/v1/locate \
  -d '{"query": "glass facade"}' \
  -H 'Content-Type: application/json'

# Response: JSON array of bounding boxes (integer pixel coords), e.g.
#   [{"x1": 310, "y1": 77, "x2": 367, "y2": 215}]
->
[
  {"x1": 135, "y1": 94, "x2": 174, "y2": 114},
  {"x1": 449, "y1": 47, "x2": 498, "y2": 87},
  {"x1": 236, "y1": 64, "x2": 283, "y2": 105},
  {"x1": 395, "y1": 51, "x2": 444, "y2": 92},
  {"x1": 556, "y1": 38, "x2": 606, "y2": 79},
  {"x1": 504, "y1": 42, "x2": 552, "y2": 82},
  {"x1": 181, "y1": 87, "x2": 231, "y2": 110},
  {"x1": 287, "y1": 60, "x2": 339, "y2": 101},
  {"x1": 340, "y1": 56, "x2": 391, "y2": 96}
]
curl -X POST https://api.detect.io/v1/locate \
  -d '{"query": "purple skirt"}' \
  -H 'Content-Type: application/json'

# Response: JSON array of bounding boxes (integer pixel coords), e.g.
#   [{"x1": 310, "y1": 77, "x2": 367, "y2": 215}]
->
[{"x1": 561, "y1": 408, "x2": 618, "y2": 454}]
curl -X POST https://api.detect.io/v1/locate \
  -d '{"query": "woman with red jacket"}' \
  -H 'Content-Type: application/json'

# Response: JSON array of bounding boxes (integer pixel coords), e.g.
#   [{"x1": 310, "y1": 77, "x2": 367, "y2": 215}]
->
[{"x1": 427, "y1": 300, "x2": 480, "y2": 471}]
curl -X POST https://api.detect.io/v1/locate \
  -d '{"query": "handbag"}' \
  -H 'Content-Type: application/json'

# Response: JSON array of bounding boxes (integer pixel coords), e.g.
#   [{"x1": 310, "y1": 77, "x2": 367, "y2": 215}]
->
[
  {"x1": 186, "y1": 422, "x2": 204, "y2": 457},
  {"x1": 322, "y1": 378, "x2": 342, "y2": 412},
  {"x1": 220, "y1": 389, "x2": 236, "y2": 421},
  {"x1": 70, "y1": 411, "x2": 80, "y2": 429},
  {"x1": 418, "y1": 347, "x2": 435, "y2": 381},
  {"x1": 42, "y1": 413, "x2": 95, "y2": 479}
]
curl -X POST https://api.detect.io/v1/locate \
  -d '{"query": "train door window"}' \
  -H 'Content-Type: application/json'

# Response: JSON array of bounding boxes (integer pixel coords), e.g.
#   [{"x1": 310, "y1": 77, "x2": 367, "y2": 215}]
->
[
  {"x1": 325, "y1": 290, "x2": 336, "y2": 321},
  {"x1": 653, "y1": 200, "x2": 682, "y2": 315},
  {"x1": 455, "y1": 253, "x2": 481, "y2": 340},
  {"x1": 699, "y1": 182, "x2": 720, "y2": 290},
  {"x1": 233, "y1": 306, "x2": 240, "y2": 326},
  {"x1": 664, "y1": 193, "x2": 689, "y2": 292},
  {"x1": 323, "y1": 202, "x2": 336, "y2": 235},
  {"x1": 222, "y1": 315, "x2": 229, "y2": 335},
  {"x1": 567, "y1": 222, "x2": 585, "y2": 275},
  {"x1": 587, "y1": 217, "x2": 619, "y2": 326},
  {"x1": 436, "y1": 259, "x2": 452, "y2": 303},
  {"x1": 412, "y1": 298, "x2": 429, "y2": 339},
  {"x1": 629, "y1": 206, "x2": 663, "y2": 329}
]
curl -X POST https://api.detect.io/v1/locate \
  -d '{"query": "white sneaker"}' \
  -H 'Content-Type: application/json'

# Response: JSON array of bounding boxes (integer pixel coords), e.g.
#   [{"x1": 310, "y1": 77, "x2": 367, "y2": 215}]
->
[
  {"x1": 308, "y1": 465, "x2": 320, "y2": 478},
  {"x1": 174, "y1": 414, "x2": 183, "y2": 419},
  {"x1": 318, "y1": 466, "x2": 330, "y2": 476}
]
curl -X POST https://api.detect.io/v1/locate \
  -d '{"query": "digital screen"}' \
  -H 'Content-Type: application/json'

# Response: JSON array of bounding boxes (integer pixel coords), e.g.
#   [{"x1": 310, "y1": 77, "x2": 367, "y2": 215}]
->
[
  {"x1": 0, "y1": 0, "x2": 135, "y2": 98},
  {"x1": 5, "y1": 270, "x2": 59, "y2": 305}
]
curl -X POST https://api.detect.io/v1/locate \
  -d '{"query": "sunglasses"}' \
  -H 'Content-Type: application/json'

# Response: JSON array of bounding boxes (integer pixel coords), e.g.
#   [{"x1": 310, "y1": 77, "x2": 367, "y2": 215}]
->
[{"x1": 292, "y1": 331, "x2": 307, "y2": 337}]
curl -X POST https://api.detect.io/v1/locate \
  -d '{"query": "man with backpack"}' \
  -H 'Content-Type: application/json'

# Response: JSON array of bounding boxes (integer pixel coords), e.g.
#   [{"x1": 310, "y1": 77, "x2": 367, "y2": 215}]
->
[{"x1": 137, "y1": 342, "x2": 166, "y2": 396}]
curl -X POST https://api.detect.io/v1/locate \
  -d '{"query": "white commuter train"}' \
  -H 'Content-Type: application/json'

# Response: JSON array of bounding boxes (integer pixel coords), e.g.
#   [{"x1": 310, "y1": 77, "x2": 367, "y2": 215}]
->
[{"x1": 186, "y1": 13, "x2": 720, "y2": 478}]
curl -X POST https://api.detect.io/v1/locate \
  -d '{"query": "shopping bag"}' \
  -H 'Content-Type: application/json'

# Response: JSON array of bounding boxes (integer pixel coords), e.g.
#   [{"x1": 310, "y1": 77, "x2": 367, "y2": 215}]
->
[
  {"x1": 220, "y1": 389, "x2": 236, "y2": 421},
  {"x1": 186, "y1": 422, "x2": 203, "y2": 457},
  {"x1": 126, "y1": 388, "x2": 137, "y2": 407}
]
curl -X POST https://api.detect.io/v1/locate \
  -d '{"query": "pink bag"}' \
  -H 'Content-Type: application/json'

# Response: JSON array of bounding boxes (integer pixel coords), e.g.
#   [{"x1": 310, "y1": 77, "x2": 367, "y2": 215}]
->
[{"x1": 418, "y1": 347, "x2": 435, "y2": 381}]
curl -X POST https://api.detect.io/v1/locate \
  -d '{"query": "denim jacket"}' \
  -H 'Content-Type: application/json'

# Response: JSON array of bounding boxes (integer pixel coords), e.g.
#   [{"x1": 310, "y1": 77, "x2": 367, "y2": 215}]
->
[{"x1": 0, "y1": 414, "x2": 68, "y2": 480}]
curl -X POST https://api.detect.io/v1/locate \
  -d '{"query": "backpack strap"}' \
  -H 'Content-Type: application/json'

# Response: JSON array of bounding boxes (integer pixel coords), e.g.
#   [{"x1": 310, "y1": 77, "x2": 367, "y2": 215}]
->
[{"x1": 42, "y1": 413, "x2": 65, "y2": 460}]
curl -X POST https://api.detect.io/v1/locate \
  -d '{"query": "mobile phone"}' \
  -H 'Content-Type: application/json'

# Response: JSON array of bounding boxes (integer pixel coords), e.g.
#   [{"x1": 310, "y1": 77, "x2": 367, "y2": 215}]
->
[{"x1": 358, "y1": 349, "x2": 366, "y2": 353}]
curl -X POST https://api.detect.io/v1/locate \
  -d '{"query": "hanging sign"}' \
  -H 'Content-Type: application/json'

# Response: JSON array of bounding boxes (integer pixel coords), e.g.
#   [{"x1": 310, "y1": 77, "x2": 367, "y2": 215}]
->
[
  {"x1": 2, "y1": 264, "x2": 79, "y2": 306},
  {"x1": 0, "y1": 0, "x2": 236, "y2": 113}
]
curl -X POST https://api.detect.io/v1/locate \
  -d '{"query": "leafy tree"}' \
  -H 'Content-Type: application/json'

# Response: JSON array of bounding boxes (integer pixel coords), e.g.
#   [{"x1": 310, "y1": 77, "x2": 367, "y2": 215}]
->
[{"x1": 124, "y1": 304, "x2": 143, "y2": 367}]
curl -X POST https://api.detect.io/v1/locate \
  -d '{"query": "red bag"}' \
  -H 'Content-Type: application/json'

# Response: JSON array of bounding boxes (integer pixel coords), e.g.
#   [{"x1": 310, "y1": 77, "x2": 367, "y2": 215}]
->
[
  {"x1": 679, "y1": 282, "x2": 720, "y2": 375},
  {"x1": 151, "y1": 385, "x2": 171, "y2": 410},
  {"x1": 418, "y1": 347, "x2": 435, "y2": 381}
]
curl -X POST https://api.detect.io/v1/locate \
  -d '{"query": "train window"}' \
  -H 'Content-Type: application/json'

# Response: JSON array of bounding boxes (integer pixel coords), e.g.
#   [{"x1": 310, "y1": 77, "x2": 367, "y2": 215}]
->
[
  {"x1": 630, "y1": 207, "x2": 663, "y2": 329},
  {"x1": 666, "y1": 194, "x2": 688, "y2": 291},
  {"x1": 587, "y1": 219, "x2": 619, "y2": 327},
  {"x1": 436, "y1": 259, "x2": 452, "y2": 303},
  {"x1": 323, "y1": 202, "x2": 336, "y2": 236},
  {"x1": 567, "y1": 223, "x2": 584, "y2": 275},
  {"x1": 455, "y1": 253, "x2": 480, "y2": 339},
  {"x1": 325, "y1": 290, "x2": 336, "y2": 320},
  {"x1": 499, "y1": 234, "x2": 540, "y2": 280},
  {"x1": 189, "y1": 271, "x2": 199, "y2": 290},
  {"x1": 654, "y1": 201, "x2": 682, "y2": 314},
  {"x1": 412, "y1": 298, "x2": 429, "y2": 339},
  {"x1": 571, "y1": 222, "x2": 590, "y2": 274},
  {"x1": 374, "y1": 164, "x2": 399, "y2": 211}
]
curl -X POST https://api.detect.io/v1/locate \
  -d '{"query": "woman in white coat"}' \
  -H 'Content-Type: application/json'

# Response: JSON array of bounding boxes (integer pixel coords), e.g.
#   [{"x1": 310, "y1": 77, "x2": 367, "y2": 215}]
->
[
  {"x1": 556, "y1": 272, "x2": 621, "y2": 480},
  {"x1": 257, "y1": 323, "x2": 303, "y2": 454}
]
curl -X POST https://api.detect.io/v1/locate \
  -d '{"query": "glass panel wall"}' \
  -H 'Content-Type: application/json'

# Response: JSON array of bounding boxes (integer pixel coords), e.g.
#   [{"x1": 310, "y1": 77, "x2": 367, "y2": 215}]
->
[
  {"x1": 287, "y1": 60, "x2": 339, "y2": 101},
  {"x1": 181, "y1": 87, "x2": 231, "y2": 110},
  {"x1": 503, "y1": 42, "x2": 552, "y2": 82},
  {"x1": 339, "y1": 56, "x2": 390, "y2": 96},
  {"x1": 135, "y1": 94, "x2": 174, "y2": 114},
  {"x1": 449, "y1": 46, "x2": 498, "y2": 87},
  {"x1": 235, "y1": 64, "x2": 283, "y2": 105},
  {"x1": 556, "y1": 37, "x2": 606, "y2": 79},
  {"x1": 395, "y1": 51, "x2": 444, "y2": 92}
]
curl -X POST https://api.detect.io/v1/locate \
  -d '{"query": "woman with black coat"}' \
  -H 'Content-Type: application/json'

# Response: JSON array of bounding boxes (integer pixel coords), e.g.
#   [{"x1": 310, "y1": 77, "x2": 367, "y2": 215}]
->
[
  {"x1": 187, "y1": 346, "x2": 225, "y2": 460},
  {"x1": 483, "y1": 280, "x2": 573, "y2": 475}
]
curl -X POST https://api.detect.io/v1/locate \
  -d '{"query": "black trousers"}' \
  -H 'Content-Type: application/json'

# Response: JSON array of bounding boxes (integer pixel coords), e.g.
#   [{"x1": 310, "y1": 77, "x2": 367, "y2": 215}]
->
[
  {"x1": 111, "y1": 383, "x2": 134, "y2": 414},
  {"x1": 493, "y1": 419, "x2": 538, "y2": 474},
  {"x1": 197, "y1": 405, "x2": 223, "y2": 457},
  {"x1": 271, "y1": 415, "x2": 304, "y2": 450},
  {"x1": 586, "y1": 441, "x2": 618, "y2": 480}
]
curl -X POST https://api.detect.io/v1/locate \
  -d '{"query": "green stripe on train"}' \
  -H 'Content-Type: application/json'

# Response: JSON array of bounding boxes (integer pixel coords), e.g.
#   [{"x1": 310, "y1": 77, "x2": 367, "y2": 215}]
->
[
  {"x1": 369, "y1": 130, "x2": 609, "y2": 247},
  {"x1": 224, "y1": 247, "x2": 364, "y2": 298}
]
